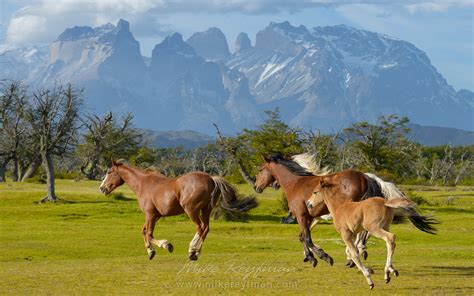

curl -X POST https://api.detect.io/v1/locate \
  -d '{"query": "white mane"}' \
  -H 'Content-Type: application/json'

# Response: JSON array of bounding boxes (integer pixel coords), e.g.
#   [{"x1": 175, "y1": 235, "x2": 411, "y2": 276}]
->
[{"x1": 291, "y1": 153, "x2": 331, "y2": 176}]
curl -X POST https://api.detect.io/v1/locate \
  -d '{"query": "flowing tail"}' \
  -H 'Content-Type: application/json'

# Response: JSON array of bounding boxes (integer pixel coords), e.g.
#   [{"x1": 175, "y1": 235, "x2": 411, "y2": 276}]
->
[
  {"x1": 385, "y1": 198, "x2": 438, "y2": 234},
  {"x1": 211, "y1": 176, "x2": 258, "y2": 212},
  {"x1": 364, "y1": 173, "x2": 405, "y2": 200}
]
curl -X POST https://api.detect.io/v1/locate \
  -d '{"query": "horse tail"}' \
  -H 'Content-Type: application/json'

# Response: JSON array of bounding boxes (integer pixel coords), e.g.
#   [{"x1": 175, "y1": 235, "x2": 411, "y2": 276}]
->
[
  {"x1": 384, "y1": 198, "x2": 438, "y2": 234},
  {"x1": 364, "y1": 173, "x2": 404, "y2": 200},
  {"x1": 211, "y1": 176, "x2": 258, "y2": 212}
]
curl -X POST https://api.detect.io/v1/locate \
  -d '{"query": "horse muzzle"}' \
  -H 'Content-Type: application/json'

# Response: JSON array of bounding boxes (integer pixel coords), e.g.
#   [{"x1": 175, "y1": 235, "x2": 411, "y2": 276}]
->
[
  {"x1": 254, "y1": 186, "x2": 263, "y2": 194},
  {"x1": 306, "y1": 200, "x2": 314, "y2": 209},
  {"x1": 99, "y1": 186, "x2": 109, "y2": 195}
]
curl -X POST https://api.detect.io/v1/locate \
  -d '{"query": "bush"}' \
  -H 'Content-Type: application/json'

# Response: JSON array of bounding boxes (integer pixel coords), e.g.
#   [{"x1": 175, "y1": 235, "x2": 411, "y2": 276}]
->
[
  {"x1": 55, "y1": 171, "x2": 80, "y2": 180},
  {"x1": 406, "y1": 189, "x2": 429, "y2": 206},
  {"x1": 23, "y1": 176, "x2": 47, "y2": 184},
  {"x1": 278, "y1": 192, "x2": 289, "y2": 212},
  {"x1": 212, "y1": 207, "x2": 250, "y2": 221}
]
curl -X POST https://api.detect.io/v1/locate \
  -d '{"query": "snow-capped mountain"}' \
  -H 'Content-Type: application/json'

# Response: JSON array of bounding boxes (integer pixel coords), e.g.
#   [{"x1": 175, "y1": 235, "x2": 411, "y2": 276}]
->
[
  {"x1": 226, "y1": 21, "x2": 473, "y2": 131},
  {"x1": 0, "y1": 20, "x2": 472, "y2": 134}
]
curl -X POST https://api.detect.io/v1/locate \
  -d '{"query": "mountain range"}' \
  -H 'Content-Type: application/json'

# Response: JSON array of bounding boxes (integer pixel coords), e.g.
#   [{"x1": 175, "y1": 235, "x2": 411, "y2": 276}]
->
[{"x1": 0, "y1": 19, "x2": 472, "y2": 136}]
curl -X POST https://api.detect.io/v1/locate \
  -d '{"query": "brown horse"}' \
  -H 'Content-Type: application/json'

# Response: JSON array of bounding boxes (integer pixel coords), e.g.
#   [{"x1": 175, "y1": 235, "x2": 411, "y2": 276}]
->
[
  {"x1": 99, "y1": 160, "x2": 257, "y2": 260},
  {"x1": 254, "y1": 154, "x2": 404, "y2": 267},
  {"x1": 308, "y1": 177, "x2": 437, "y2": 289}
]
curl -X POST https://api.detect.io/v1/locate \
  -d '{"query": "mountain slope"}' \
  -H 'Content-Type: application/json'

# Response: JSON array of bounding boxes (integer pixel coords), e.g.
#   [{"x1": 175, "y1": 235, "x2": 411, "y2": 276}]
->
[
  {"x1": 226, "y1": 22, "x2": 473, "y2": 132},
  {"x1": 1, "y1": 20, "x2": 472, "y2": 135}
]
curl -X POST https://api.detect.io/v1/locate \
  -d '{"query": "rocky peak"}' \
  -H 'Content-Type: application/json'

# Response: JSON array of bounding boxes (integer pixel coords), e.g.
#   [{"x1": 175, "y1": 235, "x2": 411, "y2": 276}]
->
[
  {"x1": 186, "y1": 27, "x2": 230, "y2": 60},
  {"x1": 234, "y1": 32, "x2": 252, "y2": 53},
  {"x1": 255, "y1": 21, "x2": 315, "y2": 55}
]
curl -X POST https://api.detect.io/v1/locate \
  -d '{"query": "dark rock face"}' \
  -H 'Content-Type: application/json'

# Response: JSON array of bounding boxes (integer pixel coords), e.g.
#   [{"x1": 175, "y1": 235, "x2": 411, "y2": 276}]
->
[
  {"x1": 235, "y1": 32, "x2": 252, "y2": 53},
  {"x1": 2, "y1": 20, "x2": 472, "y2": 135},
  {"x1": 186, "y1": 27, "x2": 230, "y2": 60},
  {"x1": 227, "y1": 21, "x2": 474, "y2": 131}
]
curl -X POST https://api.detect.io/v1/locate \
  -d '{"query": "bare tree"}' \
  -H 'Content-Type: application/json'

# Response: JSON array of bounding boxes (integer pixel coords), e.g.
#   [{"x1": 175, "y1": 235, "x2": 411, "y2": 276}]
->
[
  {"x1": 213, "y1": 123, "x2": 255, "y2": 186},
  {"x1": 78, "y1": 112, "x2": 142, "y2": 180},
  {"x1": 0, "y1": 81, "x2": 32, "y2": 181},
  {"x1": 26, "y1": 84, "x2": 82, "y2": 202}
]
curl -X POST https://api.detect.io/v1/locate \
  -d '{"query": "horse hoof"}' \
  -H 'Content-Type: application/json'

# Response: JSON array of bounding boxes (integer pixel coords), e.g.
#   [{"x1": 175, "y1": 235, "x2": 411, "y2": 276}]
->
[
  {"x1": 303, "y1": 257, "x2": 309, "y2": 263},
  {"x1": 369, "y1": 284, "x2": 374, "y2": 290},
  {"x1": 166, "y1": 243, "x2": 174, "y2": 253},
  {"x1": 189, "y1": 252, "x2": 198, "y2": 261},
  {"x1": 346, "y1": 259, "x2": 353, "y2": 266},
  {"x1": 385, "y1": 277, "x2": 391, "y2": 284},
  {"x1": 368, "y1": 268, "x2": 374, "y2": 274},
  {"x1": 148, "y1": 250, "x2": 155, "y2": 260},
  {"x1": 349, "y1": 261, "x2": 356, "y2": 268},
  {"x1": 362, "y1": 251, "x2": 368, "y2": 260},
  {"x1": 312, "y1": 260, "x2": 318, "y2": 268},
  {"x1": 394, "y1": 270, "x2": 399, "y2": 277},
  {"x1": 327, "y1": 256, "x2": 334, "y2": 266}
]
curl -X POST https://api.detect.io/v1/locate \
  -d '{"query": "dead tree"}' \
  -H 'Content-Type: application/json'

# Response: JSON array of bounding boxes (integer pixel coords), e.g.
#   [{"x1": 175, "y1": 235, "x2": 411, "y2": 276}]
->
[
  {"x1": 213, "y1": 123, "x2": 255, "y2": 186},
  {"x1": 79, "y1": 112, "x2": 141, "y2": 180},
  {"x1": 0, "y1": 81, "x2": 32, "y2": 181},
  {"x1": 26, "y1": 84, "x2": 82, "y2": 202}
]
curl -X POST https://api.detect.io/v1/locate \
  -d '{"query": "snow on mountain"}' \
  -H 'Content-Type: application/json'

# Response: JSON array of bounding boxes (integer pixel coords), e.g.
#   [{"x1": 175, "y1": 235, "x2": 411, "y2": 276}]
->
[
  {"x1": 0, "y1": 20, "x2": 472, "y2": 134},
  {"x1": 226, "y1": 21, "x2": 473, "y2": 131}
]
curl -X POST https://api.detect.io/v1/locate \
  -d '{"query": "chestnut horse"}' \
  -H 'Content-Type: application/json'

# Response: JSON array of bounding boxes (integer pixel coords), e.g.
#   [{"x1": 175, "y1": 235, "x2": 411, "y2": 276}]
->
[
  {"x1": 254, "y1": 154, "x2": 405, "y2": 267},
  {"x1": 99, "y1": 160, "x2": 257, "y2": 260},
  {"x1": 307, "y1": 177, "x2": 437, "y2": 289}
]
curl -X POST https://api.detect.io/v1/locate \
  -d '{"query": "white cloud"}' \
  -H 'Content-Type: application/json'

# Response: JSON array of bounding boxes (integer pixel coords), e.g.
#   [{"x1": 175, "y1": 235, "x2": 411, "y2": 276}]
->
[
  {"x1": 405, "y1": 0, "x2": 473, "y2": 13},
  {"x1": 4, "y1": 0, "x2": 473, "y2": 46}
]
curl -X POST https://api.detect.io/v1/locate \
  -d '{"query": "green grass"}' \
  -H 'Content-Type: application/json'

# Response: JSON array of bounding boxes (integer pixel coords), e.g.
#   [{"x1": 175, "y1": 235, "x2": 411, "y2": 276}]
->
[{"x1": 0, "y1": 180, "x2": 473, "y2": 295}]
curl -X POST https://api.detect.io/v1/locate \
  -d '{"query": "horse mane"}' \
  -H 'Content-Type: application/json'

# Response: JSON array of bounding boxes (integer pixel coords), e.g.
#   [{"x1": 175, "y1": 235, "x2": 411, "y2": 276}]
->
[
  {"x1": 291, "y1": 153, "x2": 331, "y2": 176},
  {"x1": 270, "y1": 154, "x2": 315, "y2": 176}
]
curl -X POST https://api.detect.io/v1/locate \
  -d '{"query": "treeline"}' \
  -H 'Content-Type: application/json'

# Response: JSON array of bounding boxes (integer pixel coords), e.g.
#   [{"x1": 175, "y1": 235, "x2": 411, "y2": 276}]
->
[{"x1": 1, "y1": 82, "x2": 473, "y2": 202}]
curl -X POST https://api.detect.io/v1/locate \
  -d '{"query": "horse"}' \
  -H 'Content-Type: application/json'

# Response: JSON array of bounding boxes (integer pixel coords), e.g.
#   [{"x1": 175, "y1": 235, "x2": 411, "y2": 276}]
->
[
  {"x1": 99, "y1": 160, "x2": 258, "y2": 261},
  {"x1": 253, "y1": 153, "x2": 404, "y2": 267},
  {"x1": 307, "y1": 177, "x2": 437, "y2": 289}
]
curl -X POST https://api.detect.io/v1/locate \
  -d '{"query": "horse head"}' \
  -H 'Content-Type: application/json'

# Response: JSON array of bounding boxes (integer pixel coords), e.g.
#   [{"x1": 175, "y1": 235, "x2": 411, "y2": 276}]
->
[
  {"x1": 254, "y1": 155, "x2": 279, "y2": 193},
  {"x1": 99, "y1": 160, "x2": 125, "y2": 195},
  {"x1": 306, "y1": 177, "x2": 335, "y2": 208}
]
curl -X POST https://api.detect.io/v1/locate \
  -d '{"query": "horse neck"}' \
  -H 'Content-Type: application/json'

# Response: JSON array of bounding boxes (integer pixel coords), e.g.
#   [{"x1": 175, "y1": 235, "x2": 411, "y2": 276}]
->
[
  {"x1": 269, "y1": 163, "x2": 304, "y2": 193},
  {"x1": 117, "y1": 165, "x2": 145, "y2": 195},
  {"x1": 322, "y1": 189, "x2": 344, "y2": 216}
]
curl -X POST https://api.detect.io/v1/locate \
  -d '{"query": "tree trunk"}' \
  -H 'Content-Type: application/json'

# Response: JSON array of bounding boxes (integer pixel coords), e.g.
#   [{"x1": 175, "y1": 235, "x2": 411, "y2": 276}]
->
[
  {"x1": 40, "y1": 153, "x2": 58, "y2": 203},
  {"x1": 21, "y1": 158, "x2": 42, "y2": 181},
  {"x1": 237, "y1": 160, "x2": 255, "y2": 187},
  {"x1": 0, "y1": 159, "x2": 8, "y2": 182},
  {"x1": 12, "y1": 158, "x2": 19, "y2": 182}
]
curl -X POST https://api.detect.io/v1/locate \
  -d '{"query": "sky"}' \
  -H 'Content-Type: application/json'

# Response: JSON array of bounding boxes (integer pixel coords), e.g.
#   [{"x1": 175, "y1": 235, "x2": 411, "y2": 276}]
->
[{"x1": 0, "y1": 0, "x2": 472, "y2": 90}]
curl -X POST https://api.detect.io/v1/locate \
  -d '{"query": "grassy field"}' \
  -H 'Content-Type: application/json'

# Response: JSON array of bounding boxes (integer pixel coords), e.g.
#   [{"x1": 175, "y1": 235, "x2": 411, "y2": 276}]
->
[{"x1": 0, "y1": 180, "x2": 473, "y2": 295}]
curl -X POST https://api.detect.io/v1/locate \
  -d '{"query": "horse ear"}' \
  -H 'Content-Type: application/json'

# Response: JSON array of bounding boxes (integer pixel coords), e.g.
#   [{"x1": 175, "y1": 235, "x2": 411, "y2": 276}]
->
[
  {"x1": 320, "y1": 178, "x2": 331, "y2": 188},
  {"x1": 262, "y1": 155, "x2": 270, "y2": 162}
]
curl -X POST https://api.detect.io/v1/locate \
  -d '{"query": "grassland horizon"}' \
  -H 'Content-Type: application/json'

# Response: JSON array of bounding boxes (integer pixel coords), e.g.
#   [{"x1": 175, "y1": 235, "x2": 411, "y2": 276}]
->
[{"x1": 1, "y1": 180, "x2": 473, "y2": 295}]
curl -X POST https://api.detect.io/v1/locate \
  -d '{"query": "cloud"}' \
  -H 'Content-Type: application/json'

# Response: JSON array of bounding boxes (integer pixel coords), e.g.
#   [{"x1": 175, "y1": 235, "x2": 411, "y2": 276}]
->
[
  {"x1": 405, "y1": 0, "x2": 473, "y2": 13},
  {"x1": 4, "y1": 0, "x2": 473, "y2": 46}
]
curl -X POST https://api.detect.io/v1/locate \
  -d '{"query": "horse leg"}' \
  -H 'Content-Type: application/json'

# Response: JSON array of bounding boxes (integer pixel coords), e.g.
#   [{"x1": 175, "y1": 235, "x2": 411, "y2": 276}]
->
[
  {"x1": 356, "y1": 231, "x2": 370, "y2": 260},
  {"x1": 341, "y1": 230, "x2": 374, "y2": 289},
  {"x1": 296, "y1": 215, "x2": 318, "y2": 267},
  {"x1": 186, "y1": 209, "x2": 204, "y2": 261},
  {"x1": 297, "y1": 214, "x2": 333, "y2": 267},
  {"x1": 149, "y1": 216, "x2": 173, "y2": 253},
  {"x1": 370, "y1": 228, "x2": 398, "y2": 284},
  {"x1": 194, "y1": 205, "x2": 212, "y2": 256},
  {"x1": 142, "y1": 211, "x2": 159, "y2": 260},
  {"x1": 309, "y1": 218, "x2": 319, "y2": 231}
]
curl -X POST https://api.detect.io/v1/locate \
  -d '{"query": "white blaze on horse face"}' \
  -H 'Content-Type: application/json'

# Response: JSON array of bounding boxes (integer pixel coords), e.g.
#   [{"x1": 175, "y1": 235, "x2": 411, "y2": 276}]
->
[{"x1": 100, "y1": 174, "x2": 109, "y2": 192}]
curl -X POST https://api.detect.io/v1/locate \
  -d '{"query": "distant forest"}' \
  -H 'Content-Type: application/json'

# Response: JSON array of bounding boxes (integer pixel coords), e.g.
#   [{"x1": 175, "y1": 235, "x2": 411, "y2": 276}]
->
[{"x1": 1, "y1": 82, "x2": 472, "y2": 202}]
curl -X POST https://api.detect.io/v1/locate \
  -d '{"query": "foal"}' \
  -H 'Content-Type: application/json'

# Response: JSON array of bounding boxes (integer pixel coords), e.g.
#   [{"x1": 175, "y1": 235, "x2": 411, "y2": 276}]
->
[{"x1": 307, "y1": 178, "x2": 437, "y2": 289}]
